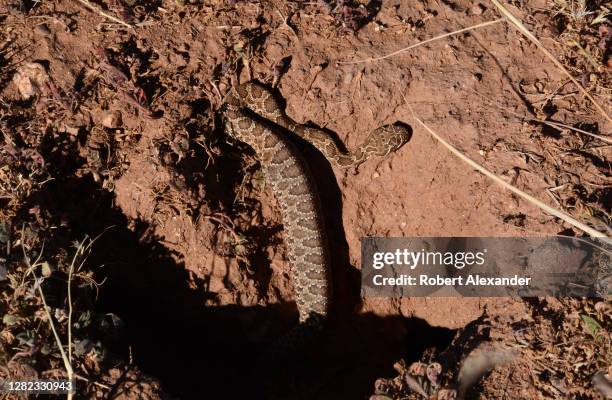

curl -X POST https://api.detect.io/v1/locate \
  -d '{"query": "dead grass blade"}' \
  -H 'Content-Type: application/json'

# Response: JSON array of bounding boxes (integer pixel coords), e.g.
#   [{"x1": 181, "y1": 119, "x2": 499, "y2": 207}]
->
[
  {"x1": 536, "y1": 120, "x2": 612, "y2": 144},
  {"x1": 489, "y1": 0, "x2": 612, "y2": 126},
  {"x1": 337, "y1": 18, "x2": 506, "y2": 65},
  {"x1": 405, "y1": 107, "x2": 608, "y2": 238},
  {"x1": 73, "y1": 0, "x2": 133, "y2": 29}
]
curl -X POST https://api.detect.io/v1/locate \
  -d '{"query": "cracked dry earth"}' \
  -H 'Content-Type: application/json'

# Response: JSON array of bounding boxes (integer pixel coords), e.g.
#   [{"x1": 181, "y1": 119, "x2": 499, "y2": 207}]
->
[{"x1": 0, "y1": 0, "x2": 610, "y2": 398}]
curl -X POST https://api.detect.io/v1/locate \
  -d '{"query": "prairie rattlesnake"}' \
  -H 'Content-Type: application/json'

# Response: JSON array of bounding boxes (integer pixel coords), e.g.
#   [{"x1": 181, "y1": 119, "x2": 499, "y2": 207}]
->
[{"x1": 224, "y1": 82, "x2": 411, "y2": 330}]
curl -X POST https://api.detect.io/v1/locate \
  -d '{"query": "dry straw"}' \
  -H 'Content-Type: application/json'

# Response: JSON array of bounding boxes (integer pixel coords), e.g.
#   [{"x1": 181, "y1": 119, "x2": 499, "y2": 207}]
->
[
  {"x1": 74, "y1": 0, "x2": 133, "y2": 29},
  {"x1": 338, "y1": 18, "x2": 506, "y2": 65},
  {"x1": 536, "y1": 120, "x2": 612, "y2": 144}
]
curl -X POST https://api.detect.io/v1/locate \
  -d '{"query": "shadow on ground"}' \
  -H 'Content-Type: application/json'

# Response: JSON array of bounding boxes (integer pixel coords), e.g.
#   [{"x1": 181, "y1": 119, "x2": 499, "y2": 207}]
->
[{"x1": 19, "y1": 104, "x2": 453, "y2": 399}]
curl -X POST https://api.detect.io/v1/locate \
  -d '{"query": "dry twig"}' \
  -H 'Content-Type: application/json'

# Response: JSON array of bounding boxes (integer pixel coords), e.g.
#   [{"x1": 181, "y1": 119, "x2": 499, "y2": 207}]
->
[
  {"x1": 535, "y1": 120, "x2": 612, "y2": 144},
  {"x1": 73, "y1": 0, "x2": 133, "y2": 29},
  {"x1": 337, "y1": 18, "x2": 505, "y2": 65}
]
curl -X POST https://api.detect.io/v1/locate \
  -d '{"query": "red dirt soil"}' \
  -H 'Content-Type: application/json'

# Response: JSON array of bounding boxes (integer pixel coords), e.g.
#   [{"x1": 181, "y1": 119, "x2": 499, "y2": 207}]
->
[{"x1": 0, "y1": 0, "x2": 610, "y2": 398}]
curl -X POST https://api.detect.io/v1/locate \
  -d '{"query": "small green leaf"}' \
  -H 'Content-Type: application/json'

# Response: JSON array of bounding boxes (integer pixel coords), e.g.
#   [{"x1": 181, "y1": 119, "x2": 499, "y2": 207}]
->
[
  {"x1": 77, "y1": 310, "x2": 92, "y2": 328},
  {"x1": 2, "y1": 314, "x2": 18, "y2": 326},
  {"x1": 580, "y1": 314, "x2": 603, "y2": 339},
  {"x1": 40, "y1": 262, "x2": 52, "y2": 277}
]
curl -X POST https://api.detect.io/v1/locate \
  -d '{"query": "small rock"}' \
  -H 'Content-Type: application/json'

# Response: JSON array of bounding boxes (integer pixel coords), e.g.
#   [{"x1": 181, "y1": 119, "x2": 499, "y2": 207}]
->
[
  {"x1": 12, "y1": 62, "x2": 50, "y2": 100},
  {"x1": 468, "y1": 3, "x2": 485, "y2": 15},
  {"x1": 177, "y1": 103, "x2": 193, "y2": 120},
  {"x1": 34, "y1": 23, "x2": 52, "y2": 36},
  {"x1": 61, "y1": 124, "x2": 81, "y2": 136},
  {"x1": 169, "y1": 49, "x2": 189, "y2": 68},
  {"x1": 102, "y1": 110, "x2": 122, "y2": 129}
]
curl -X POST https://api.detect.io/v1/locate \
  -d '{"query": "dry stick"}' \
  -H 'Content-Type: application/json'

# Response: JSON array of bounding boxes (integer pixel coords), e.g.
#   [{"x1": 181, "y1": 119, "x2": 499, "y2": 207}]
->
[
  {"x1": 489, "y1": 0, "x2": 612, "y2": 126},
  {"x1": 462, "y1": 86, "x2": 612, "y2": 144},
  {"x1": 536, "y1": 120, "x2": 612, "y2": 144},
  {"x1": 73, "y1": 0, "x2": 133, "y2": 29},
  {"x1": 20, "y1": 228, "x2": 75, "y2": 398},
  {"x1": 337, "y1": 18, "x2": 506, "y2": 65},
  {"x1": 404, "y1": 110, "x2": 608, "y2": 238},
  {"x1": 464, "y1": 87, "x2": 612, "y2": 144}
]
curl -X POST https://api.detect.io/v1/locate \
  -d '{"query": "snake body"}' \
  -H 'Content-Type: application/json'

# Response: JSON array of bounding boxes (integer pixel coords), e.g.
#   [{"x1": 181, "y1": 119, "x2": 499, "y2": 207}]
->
[{"x1": 224, "y1": 82, "x2": 411, "y2": 328}]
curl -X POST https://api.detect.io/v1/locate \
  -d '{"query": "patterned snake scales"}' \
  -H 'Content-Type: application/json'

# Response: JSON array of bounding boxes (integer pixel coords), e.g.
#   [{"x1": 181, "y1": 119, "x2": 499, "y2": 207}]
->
[{"x1": 224, "y1": 82, "x2": 411, "y2": 333}]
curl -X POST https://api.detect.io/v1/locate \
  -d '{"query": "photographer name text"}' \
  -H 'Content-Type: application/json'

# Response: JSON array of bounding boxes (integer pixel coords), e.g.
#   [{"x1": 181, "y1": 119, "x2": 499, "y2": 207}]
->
[{"x1": 372, "y1": 274, "x2": 531, "y2": 287}]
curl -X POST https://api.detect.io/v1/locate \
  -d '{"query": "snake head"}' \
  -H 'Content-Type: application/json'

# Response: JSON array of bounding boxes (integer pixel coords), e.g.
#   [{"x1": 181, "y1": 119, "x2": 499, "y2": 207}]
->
[{"x1": 365, "y1": 122, "x2": 412, "y2": 157}]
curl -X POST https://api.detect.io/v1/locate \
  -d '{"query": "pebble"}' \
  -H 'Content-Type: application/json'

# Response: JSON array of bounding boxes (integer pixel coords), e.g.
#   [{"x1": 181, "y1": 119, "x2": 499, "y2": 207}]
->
[
  {"x1": 34, "y1": 23, "x2": 52, "y2": 36},
  {"x1": 468, "y1": 4, "x2": 486, "y2": 15},
  {"x1": 102, "y1": 110, "x2": 122, "y2": 129},
  {"x1": 13, "y1": 62, "x2": 50, "y2": 100}
]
